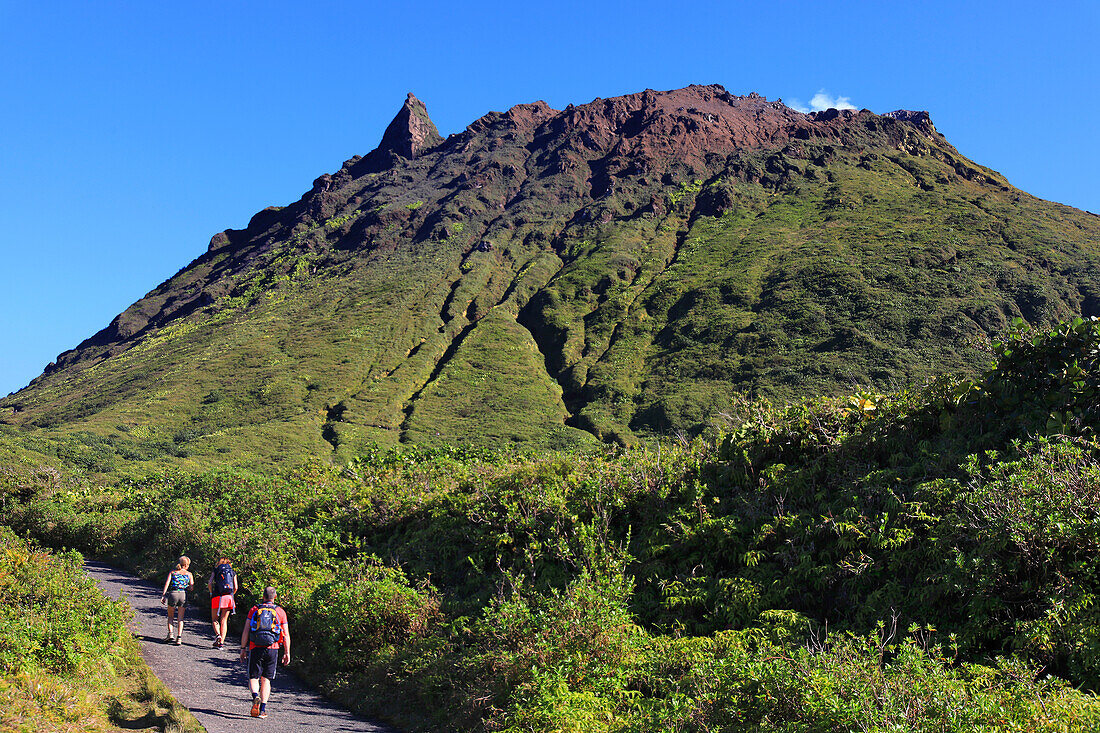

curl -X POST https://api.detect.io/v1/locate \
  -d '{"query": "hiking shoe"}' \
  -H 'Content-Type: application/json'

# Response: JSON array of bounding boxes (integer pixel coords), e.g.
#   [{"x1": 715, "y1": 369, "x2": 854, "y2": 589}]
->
[
  {"x1": 250, "y1": 700, "x2": 261, "y2": 717},
  {"x1": 166, "y1": 632, "x2": 174, "y2": 641},
  {"x1": 258, "y1": 711, "x2": 267, "y2": 719},
  {"x1": 175, "y1": 637, "x2": 183, "y2": 646},
  {"x1": 213, "y1": 639, "x2": 222, "y2": 648}
]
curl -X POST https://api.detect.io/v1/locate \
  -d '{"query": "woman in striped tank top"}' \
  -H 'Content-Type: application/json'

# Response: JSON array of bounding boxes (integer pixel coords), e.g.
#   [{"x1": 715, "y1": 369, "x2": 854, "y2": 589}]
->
[{"x1": 160, "y1": 555, "x2": 194, "y2": 645}]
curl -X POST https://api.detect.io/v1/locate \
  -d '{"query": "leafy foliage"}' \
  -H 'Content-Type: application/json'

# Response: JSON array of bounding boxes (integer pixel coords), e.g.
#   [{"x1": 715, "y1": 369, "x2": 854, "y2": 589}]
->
[
  {"x1": 0, "y1": 529, "x2": 125, "y2": 675},
  {"x1": 4, "y1": 317, "x2": 1100, "y2": 730},
  {"x1": 300, "y1": 557, "x2": 441, "y2": 670}
]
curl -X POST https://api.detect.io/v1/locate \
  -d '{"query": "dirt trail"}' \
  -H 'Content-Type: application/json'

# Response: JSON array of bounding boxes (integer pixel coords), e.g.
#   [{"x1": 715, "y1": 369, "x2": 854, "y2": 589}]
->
[{"x1": 87, "y1": 562, "x2": 396, "y2": 733}]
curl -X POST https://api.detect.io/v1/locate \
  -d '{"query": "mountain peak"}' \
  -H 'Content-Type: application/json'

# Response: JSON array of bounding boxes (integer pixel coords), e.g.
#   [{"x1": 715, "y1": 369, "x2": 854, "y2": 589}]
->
[
  {"x1": 378, "y1": 93, "x2": 443, "y2": 159},
  {"x1": 10, "y1": 82, "x2": 1099, "y2": 456}
]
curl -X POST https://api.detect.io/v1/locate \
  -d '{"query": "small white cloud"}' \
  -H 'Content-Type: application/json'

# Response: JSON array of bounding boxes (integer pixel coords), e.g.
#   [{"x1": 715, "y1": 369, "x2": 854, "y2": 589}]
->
[
  {"x1": 809, "y1": 90, "x2": 856, "y2": 112},
  {"x1": 787, "y1": 98, "x2": 810, "y2": 113}
]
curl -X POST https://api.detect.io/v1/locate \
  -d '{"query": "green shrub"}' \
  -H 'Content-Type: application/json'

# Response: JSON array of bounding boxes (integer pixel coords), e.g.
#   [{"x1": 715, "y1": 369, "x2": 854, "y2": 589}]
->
[
  {"x1": 299, "y1": 558, "x2": 440, "y2": 671},
  {"x1": 0, "y1": 528, "x2": 126, "y2": 675},
  {"x1": 468, "y1": 570, "x2": 640, "y2": 731},
  {"x1": 946, "y1": 438, "x2": 1100, "y2": 681},
  {"x1": 6, "y1": 317, "x2": 1100, "y2": 730},
  {"x1": 633, "y1": 629, "x2": 1100, "y2": 732}
]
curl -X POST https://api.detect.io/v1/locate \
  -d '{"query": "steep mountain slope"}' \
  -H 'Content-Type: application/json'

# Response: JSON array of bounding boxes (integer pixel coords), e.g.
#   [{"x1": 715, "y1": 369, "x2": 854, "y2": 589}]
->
[{"x1": 3, "y1": 84, "x2": 1099, "y2": 465}]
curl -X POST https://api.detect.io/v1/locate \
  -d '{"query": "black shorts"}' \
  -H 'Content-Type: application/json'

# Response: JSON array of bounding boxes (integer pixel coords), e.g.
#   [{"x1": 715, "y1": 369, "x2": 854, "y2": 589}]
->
[{"x1": 247, "y1": 647, "x2": 280, "y2": 680}]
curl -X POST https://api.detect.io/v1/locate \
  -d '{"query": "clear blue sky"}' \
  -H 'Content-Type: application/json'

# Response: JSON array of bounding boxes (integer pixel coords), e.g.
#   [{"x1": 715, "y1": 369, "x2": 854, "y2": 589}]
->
[{"x1": 2, "y1": 0, "x2": 1097, "y2": 397}]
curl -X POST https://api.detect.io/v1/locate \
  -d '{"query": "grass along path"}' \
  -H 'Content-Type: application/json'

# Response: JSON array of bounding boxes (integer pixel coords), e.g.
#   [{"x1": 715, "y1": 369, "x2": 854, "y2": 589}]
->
[{"x1": 86, "y1": 561, "x2": 396, "y2": 733}]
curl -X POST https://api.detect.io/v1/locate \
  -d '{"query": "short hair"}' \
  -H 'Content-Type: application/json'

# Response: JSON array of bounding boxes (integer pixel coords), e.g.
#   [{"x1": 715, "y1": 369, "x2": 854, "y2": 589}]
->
[
  {"x1": 263, "y1": 586, "x2": 277, "y2": 602},
  {"x1": 218, "y1": 557, "x2": 231, "y2": 565}
]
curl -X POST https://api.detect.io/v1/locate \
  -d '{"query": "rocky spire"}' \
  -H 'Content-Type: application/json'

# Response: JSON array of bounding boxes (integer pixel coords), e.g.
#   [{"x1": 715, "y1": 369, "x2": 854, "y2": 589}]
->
[{"x1": 378, "y1": 93, "x2": 443, "y2": 159}]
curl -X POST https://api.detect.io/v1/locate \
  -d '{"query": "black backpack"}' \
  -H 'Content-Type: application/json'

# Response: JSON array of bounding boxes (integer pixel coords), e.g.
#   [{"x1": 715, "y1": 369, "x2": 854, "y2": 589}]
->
[
  {"x1": 250, "y1": 603, "x2": 282, "y2": 647},
  {"x1": 212, "y1": 563, "x2": 235, "y2": 595}
]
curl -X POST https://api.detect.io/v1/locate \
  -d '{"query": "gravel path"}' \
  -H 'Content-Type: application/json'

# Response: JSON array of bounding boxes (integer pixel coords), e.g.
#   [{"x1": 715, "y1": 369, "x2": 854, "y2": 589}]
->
[{"x1": 87, "y1": 562, "x2": 396, "y2": 733}]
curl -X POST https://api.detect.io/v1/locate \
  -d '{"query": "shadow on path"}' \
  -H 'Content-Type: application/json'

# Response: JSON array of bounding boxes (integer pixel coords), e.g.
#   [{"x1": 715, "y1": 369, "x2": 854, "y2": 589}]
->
[{"x1": 87, "y1": 561, "x2": 396, "y2": 733}]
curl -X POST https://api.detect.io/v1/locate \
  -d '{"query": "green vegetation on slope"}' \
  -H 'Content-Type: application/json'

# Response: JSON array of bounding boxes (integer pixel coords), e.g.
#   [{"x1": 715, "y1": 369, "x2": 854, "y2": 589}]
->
[
  {"x1": 5, "y1": 89, "x2": 1100, "y2": 461},
  {"x1": 529, "y1": 152, "x2": 1100, "y2": 441},
  {"x1": 3, "y1": 316, "x2": 1100, "y2": 730}
]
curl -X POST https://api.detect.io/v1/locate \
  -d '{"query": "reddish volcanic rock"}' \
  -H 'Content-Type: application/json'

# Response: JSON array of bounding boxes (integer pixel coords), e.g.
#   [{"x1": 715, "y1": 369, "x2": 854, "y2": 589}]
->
[{"x1": 379, "y1": 93, "x2": 444, "y2": 160}]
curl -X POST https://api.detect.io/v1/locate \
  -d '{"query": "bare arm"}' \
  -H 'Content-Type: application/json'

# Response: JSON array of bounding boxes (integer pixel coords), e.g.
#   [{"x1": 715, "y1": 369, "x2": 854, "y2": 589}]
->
[
  {"x1": 160, "y1": 573, "x2": 171, "y2": 604},
  {"x1": 239, "y1": 614, "x2": 251, "y2": 658},
  {"x1": 281, "y1": 618, "x2": 291, "y2": 664}
]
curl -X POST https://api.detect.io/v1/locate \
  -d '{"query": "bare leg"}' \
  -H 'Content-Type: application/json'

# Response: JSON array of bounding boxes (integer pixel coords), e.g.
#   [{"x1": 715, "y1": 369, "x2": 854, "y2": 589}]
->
[
  {"x1": 176, "y1": 605, "x2": 186, "y2": 640},
  {"x1": 248, "y1": 670, "x2": 262, "y2": 716},
  {"x1": 211, "y1": 607, "x2": 220, "y2": 638},
  {"x1": 259, "y1": 676, "x2": 271, "y2": 703},
  {"x1": 217, "y1": 609, "x2": 230, "y2": 643}
]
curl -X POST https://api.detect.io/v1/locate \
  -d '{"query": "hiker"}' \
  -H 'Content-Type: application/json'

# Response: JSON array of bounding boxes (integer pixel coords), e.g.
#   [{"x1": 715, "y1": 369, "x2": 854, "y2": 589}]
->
[
  {"x1": 159, "y1": 555, "x2": 194, "y2": 645},
  {"x1": 207, "y1": 557, "x2": 238, "y2": 648},
  {"x1": 239, "y1": 586, "x2": 291, "y2": 719}
]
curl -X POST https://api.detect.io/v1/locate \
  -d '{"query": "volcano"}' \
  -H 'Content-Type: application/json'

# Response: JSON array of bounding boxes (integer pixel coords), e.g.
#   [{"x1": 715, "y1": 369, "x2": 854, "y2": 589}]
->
[{"x1": 4, "y1": 84, "x2": 1099, "y2": 465}]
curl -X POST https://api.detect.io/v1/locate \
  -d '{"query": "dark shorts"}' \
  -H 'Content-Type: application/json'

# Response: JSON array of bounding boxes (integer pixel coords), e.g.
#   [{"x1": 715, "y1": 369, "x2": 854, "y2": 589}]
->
[
  {"x1": 166, "y1": 590, "x2": 187, "y2": 608},
  {"x1": 247, "y1": 647, "x2": 279, "y2": 681}
]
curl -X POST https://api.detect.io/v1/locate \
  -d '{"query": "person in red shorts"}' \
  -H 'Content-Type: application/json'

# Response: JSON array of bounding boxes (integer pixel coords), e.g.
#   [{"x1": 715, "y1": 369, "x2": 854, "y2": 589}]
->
[
  {"x1": 207, "y1": 557, "x2": 238, "y2": 648},
  {"x1": 239, "y1": 586, "x2": 291, "y2": 719}
]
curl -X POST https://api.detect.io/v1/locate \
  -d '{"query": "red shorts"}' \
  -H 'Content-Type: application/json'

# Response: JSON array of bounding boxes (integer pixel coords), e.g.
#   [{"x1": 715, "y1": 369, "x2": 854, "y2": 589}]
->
[{"x1": 211, "y1": 594, "x2": 236, "y2": 612}]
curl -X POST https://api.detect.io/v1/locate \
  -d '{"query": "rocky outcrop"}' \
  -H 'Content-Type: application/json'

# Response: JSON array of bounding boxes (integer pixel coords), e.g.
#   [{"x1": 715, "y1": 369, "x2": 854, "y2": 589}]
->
[
  {"x1": 378, "y1": 93, "x2": 444, "y2": 160},
  {"x1": 883, "y1": 109, "x2": 936, "y2": 136}
]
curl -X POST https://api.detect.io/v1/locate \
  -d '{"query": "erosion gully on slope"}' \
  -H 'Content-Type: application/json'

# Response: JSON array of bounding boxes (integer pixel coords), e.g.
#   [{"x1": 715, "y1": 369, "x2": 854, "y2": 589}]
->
[{"x1": 87, "y1": 562, "x2": 396, "y2": 733}]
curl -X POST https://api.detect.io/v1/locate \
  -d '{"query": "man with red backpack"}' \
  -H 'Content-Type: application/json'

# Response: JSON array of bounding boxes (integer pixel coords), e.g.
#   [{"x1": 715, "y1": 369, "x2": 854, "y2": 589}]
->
[{"x1": 239, "y1": 586, "x2": 291, "y2": 719}]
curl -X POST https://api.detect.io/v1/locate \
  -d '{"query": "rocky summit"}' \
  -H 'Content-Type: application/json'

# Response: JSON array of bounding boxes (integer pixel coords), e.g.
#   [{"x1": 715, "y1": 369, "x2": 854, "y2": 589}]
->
[{"x1": 4, "y1": 84, "x2": 1100, "y2": 465}]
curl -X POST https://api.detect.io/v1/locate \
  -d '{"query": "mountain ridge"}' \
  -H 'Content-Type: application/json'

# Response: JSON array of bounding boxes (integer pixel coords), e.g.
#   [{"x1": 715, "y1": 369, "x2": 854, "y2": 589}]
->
[
  {"x1": 33, "y1": 85, "x2": 962, "y2": 377},
  {"x1": 4, "y1": 83, "x2": 1099, "y2": 465}
]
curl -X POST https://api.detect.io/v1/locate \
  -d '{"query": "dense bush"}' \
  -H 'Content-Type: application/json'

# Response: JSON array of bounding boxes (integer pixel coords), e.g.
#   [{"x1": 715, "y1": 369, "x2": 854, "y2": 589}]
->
[
  {"x1": 0, "y1": 527, "x2": 126, "y2": 675},
  {"x1": 300, "y1": 557, "x2": 441, "y2": 670},
  {"x1": 630, "y1": 629, "x2": 1100, "y2": 732},
  {"x1": 4, "y1": 317, "x2": 1100, "y2": 730},
  {"x1": 654, "y1": 317, "x2": 1100, "y2": 682},
  {"x1": 468, "y1": 570, "x2": 641, "y2": 731}
]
